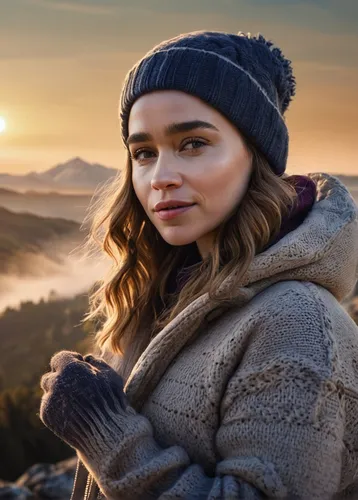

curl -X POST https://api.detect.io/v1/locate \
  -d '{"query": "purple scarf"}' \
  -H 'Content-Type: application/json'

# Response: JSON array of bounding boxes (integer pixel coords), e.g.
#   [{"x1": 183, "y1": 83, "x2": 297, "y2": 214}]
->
[{"x1": 261, "y1": 174, "x2": 317, "y2": 251}]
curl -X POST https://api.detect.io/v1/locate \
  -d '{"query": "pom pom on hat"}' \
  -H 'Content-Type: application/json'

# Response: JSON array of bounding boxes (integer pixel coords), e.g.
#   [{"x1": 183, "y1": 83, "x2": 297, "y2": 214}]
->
[{"x1": 245, "y1": 32, "x2": 297, "y2": 113}]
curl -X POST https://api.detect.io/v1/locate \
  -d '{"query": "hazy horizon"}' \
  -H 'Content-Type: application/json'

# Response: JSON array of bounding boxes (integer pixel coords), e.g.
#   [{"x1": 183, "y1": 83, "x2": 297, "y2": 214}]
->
[
  {"x1": 1, "y1": 0, "x2": 357, "y2": 175},
  {"x1": 0, "y1": 155, "x2": 357, "y2": 180}
]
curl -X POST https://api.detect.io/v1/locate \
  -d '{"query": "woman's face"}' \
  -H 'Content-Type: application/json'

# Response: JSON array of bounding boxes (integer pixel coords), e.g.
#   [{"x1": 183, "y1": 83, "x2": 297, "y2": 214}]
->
[{"x1": 128, "y1": 90, "x2": 253, "y2": 259}]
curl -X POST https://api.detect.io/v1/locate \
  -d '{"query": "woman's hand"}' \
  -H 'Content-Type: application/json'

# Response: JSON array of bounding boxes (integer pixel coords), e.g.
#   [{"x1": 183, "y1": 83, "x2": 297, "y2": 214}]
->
[{"x1": 39, "y1": 350, "x2": 135, "y2": 451}]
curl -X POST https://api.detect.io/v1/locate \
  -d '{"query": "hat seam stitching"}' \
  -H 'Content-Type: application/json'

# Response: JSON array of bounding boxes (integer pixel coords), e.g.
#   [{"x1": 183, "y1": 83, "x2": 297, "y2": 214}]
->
[{"x1": 140, "y1": 46, "x2": 283, "y2": 122}]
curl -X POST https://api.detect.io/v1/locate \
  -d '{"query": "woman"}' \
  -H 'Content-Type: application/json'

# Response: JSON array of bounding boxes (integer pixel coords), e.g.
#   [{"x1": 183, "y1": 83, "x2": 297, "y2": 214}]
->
[{"x1": 39, "y1": 30, "x2": 358, "y2": 499}]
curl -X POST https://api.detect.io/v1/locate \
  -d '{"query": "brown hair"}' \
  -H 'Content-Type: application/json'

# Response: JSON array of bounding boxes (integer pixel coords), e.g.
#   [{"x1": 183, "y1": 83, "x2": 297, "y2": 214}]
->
[{"x1": 78, "y1": 137, "x2": 300, "y2": 381}]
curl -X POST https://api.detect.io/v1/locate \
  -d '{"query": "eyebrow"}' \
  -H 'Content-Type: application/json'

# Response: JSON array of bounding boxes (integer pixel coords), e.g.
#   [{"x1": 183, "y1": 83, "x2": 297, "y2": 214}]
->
[{"x1": 126, "y1": 120, "x2": 219, "y2": 147}]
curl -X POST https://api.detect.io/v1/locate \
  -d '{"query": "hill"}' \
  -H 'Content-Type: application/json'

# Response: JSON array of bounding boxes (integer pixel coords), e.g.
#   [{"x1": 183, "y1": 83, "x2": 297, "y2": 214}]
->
[
  {"x1": 0, "y1": 207, "x2": 82, "y2": 275},
  {"x1": 0, "y1": 185, "x2": 96, "y2": 223}
]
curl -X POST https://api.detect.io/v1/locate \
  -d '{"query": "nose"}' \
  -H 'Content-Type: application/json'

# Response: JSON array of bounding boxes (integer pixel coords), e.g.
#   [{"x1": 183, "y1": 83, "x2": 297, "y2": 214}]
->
[{"x1": 150, "y1": 156, "x2": 182, "y2": 191}]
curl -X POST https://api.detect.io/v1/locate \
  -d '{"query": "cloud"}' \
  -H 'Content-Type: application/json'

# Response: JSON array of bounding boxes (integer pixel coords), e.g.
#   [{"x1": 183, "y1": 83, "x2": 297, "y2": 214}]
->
[
  {"x1": 25, "y1": 0, "x2": 116, "y2": 15},
  {"x1": 21, "y1": 0, "x2": 358, "y2": 31},
  {"x1": 0, "y1": 245, "x2": 111, "y2": 314}
]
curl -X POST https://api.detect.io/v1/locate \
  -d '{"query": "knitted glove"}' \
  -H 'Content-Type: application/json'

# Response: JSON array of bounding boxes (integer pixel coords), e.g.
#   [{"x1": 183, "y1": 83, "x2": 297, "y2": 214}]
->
[{"x1": 39, "y1": 350, "x2": 142, "y2": 453}]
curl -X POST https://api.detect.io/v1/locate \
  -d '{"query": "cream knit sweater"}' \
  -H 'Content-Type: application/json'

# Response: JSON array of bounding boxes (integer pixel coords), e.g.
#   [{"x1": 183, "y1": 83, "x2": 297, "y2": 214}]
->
[{"x1": 76, "y1": 173, "x2": 358, "y2": 499}]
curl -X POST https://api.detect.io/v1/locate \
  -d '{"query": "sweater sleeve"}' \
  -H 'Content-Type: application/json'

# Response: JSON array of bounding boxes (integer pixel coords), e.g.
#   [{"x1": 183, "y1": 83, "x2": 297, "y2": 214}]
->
[{"x1": 76, "y1": 287, "x2": 345, "y2": 499}]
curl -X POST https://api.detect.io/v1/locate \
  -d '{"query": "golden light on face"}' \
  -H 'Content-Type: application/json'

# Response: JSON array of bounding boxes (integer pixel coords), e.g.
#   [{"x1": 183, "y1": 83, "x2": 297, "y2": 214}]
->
[
  {"x1": 129, "y1": 90, "x2": 253, "y2": 259},
  {"x1": 0, "y1": 117, "x2": 6, "y2": 134}
]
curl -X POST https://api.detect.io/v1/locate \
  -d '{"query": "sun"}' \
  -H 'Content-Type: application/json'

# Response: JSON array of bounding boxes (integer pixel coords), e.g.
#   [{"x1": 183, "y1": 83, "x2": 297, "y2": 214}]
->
[{"x1": 0, "y1": 117, "x2": 6, "y2": 134}]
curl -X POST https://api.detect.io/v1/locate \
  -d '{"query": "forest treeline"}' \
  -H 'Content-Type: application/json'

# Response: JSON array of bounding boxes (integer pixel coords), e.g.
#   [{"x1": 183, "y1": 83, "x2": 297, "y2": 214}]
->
[{"x1": 0, "y1": 291, "x2": 96, "y2": 481}]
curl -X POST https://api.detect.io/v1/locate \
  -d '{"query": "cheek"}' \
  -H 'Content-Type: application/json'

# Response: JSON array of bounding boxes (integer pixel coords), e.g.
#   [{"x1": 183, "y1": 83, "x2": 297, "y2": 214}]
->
[
  {"x1": 199, "y1": 161, "x2": 236, "y2": 198},
  {"x1": 200, "y1": 158, "x2": 250, "y2": 213}
]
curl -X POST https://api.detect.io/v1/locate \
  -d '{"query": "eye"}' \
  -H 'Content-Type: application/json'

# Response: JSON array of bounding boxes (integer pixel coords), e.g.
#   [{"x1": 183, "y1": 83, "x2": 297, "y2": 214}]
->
[
  {"x1": 131, "y1": 149, "x2": 154, "y2": 162},
  {"x1": 182, "y1": 138, "x2": 207, "y2": 151},
  {"x1": 130, "y1": 138, "x2": 208, "y2": 163}
]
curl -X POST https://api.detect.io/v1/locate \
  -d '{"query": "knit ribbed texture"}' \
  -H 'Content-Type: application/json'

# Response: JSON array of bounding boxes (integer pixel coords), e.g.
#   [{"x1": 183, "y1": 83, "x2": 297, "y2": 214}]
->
[
  {"x1": 62, "y1": 172, "x2": 358, "y2": 499},
  {"x1": 119, "y1": 30, "x2": 296, "y2": 175}
]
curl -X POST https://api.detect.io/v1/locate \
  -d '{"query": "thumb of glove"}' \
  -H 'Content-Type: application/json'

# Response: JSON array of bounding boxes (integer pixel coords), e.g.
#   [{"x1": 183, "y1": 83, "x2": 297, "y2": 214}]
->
[
  {"x1": 83, "y1": 354, "x2": 130, "y2": 411},
  {"x1": 84, "y1": 354, "x2": 115, "y2": 373}
]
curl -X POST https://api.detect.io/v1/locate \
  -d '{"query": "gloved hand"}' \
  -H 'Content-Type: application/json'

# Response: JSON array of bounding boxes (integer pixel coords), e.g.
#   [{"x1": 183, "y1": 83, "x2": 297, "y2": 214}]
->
[{"x1": 39, "y1": 350, "x2": 136, "y2": 452}]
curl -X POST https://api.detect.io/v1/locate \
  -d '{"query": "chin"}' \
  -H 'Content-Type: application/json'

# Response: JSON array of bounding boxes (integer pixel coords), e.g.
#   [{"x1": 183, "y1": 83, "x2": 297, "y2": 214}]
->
[{"x1": 159, "y1": 228, "x2": 198, "y2": 247}]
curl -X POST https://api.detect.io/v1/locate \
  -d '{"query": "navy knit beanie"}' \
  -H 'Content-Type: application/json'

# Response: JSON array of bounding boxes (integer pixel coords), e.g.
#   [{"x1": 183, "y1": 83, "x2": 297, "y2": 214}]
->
[{"x1": 119, "y1": 30, "x2": 296, "y2": 176}]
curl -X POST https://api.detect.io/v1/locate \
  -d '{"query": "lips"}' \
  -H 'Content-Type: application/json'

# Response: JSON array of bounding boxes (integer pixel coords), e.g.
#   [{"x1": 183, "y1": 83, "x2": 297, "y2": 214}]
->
[
  {"x1": 154, "y1": 200, "x2": 196, "y2": 212},
  {"x1": 155, "y1": 204, "x2": 196, "y2": 220},
  {"x1": 161, "y1": 204, "x2": 194, "y2": 210}
]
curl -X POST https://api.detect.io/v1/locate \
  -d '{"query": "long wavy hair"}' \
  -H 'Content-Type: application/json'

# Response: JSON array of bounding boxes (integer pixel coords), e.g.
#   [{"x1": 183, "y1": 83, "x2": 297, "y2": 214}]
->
[{"x1": 79, "y1": 135, "x2": 302, "y2": 381}]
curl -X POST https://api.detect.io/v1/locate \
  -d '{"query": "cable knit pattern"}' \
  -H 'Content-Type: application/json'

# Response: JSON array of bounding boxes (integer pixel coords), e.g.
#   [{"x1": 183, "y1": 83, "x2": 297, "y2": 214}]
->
[{"x1": 67, "y1": 172, "x2": 358, "y2": 499}]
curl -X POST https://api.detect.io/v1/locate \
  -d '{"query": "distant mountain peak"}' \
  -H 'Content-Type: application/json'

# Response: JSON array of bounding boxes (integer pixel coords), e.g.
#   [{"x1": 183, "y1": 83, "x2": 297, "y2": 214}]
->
[
  {"x1": 0, "y1": 157, "x2": 119, "y2": 194},
  {"x1": 43, "y1": 158, "x2": 117, "y2": 188},
  {"x1": 59, "y1": 156, "x2": 91, "y2": 168}
]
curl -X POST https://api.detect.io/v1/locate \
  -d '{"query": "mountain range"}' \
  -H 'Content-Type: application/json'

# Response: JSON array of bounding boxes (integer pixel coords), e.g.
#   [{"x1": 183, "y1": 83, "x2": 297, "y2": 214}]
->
[
  {"x1": 0, "y1": 187, "x2": 95, "y2": 223},
  {"x1": 0, "y1": 157, "x2": 119, "y2": 194}
]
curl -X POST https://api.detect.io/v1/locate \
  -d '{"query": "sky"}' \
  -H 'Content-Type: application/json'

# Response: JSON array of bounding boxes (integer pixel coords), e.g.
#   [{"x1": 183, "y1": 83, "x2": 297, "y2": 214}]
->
[{"x1": 0, "y1": 0, "x2": 357, "y2": 176}]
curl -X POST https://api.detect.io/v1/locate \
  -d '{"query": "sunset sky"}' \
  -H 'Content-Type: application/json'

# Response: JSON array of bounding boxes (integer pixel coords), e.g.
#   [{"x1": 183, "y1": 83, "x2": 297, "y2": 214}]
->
[{"x1": 0, "y1": 0, "x2": 357, "y2": 175}]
